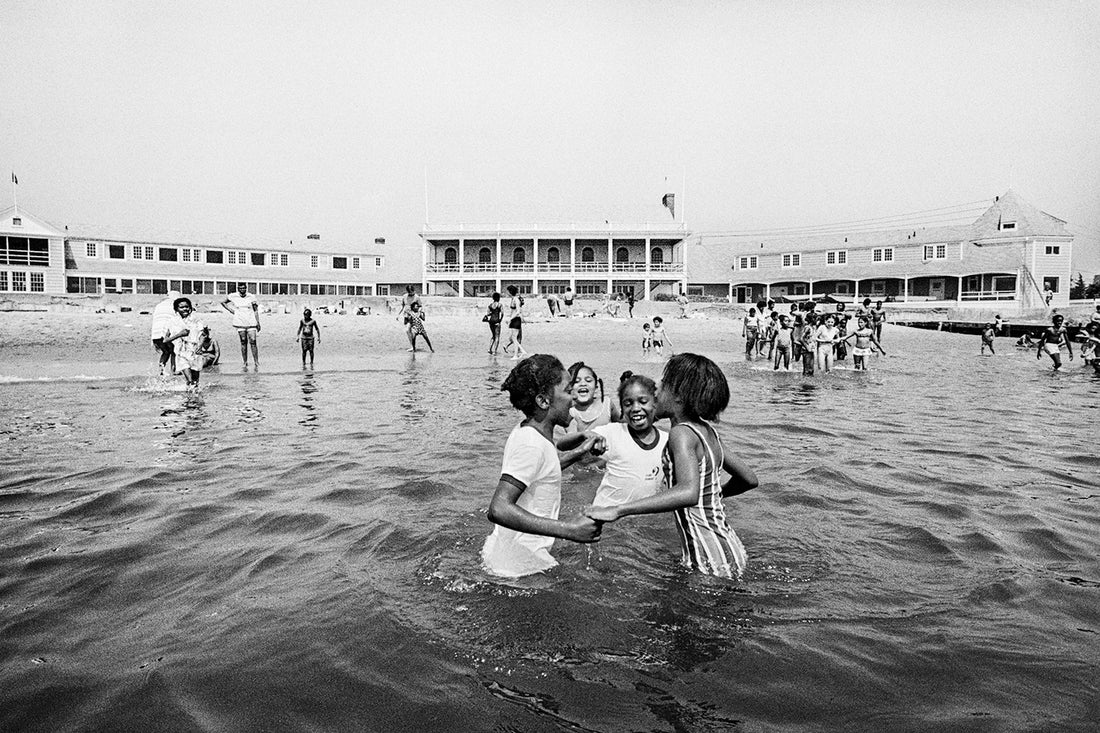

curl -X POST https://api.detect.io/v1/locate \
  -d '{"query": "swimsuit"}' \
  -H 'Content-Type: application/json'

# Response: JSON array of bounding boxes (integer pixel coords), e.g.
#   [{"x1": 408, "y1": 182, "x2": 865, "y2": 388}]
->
[{"x1": 669, "y1": 422, "x2": 747, "y2": 578}]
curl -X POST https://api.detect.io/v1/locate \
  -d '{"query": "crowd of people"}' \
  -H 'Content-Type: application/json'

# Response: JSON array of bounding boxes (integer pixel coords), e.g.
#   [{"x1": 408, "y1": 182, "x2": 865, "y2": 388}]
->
[{"x1": 741, "y1": 298, "x2": 887, "y2": 373}]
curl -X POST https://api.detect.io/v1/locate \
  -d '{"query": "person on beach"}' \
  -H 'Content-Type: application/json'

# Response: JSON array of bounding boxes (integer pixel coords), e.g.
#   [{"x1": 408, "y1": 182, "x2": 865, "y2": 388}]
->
[
  {"x1": 565, "y1": 361, "x2": 621, "y2": 434},
  {"x1": 834, "y1": 304, "x2": 849, "y2": 362},
  {"x1": 1078, "y1": 322, "x2": 1099, "y2": 368},
  {"x1": 993, "y1": 314, "x2": 1004, "y2": 335},
  {"x1": 163, "y1": 297, "x2": 207, "y2": 388},
  {"x1": 677, "y1": 292, "x2": 690, "y2": 318},
  {"x1": 1036, "y1": 314, "x2": 1073, "y2": 369},
  {"x1": 871, "y1": 301, "x2": 887, "y2": 343},
  {"x1": 771, "y1": 315, "x2": 794, "y2": 371},
  {"x1": 626, "y1": 290, "x2": 636, "y2": 318},
  {"x1": 791, "y1": 304, "x2": 804, "y2": 363},
  {"x1": 151, "y1": 289, "x2": 181, "y2": 376},
  {"x1": 405, "y1": 301, "x2": 434, "y2": 352},
  {"x1": 503, "y1": 285, "x2": 528, "y2": 360},
  {"x1": 651, "y1": 316, "x2": 673, "y2": 356},
  {"x1": 296, "y1": 308, "x2": 321, "y2": 367},
  {"x1": 1091, "y1": 304, "x2": 1100, "y2": 327},
  {"x1": 815, "y1": 314, "x2": 840, "y2": 373},
  {"x1": 482, "y1": 354, "x2": 604, "y2": 578},
  {"x1": 742, "y1": 307, "x2": 761, "y2": 359},
  {"x1": 546, "y1": 291, "x2": 559, "y2": 318},
  {"x1": 586, "y1": 371, "x2": 668, "y2": 507},
  {"x1": 844, "y1": 316, "x2": 885, "y2": 370},
  {"x1": 764, "y1": 311, "x2": 780, "y2": 361},
  {"x1": 641, "y1": 322, "x2": 653, "y2": 356},
  {"x1": 800, "y1": 312, "x2": 818, "y2": 375},
  {"x1": 399, "y1": 285, "x2": 421, "y2": 322},
  {"x1": 584, "y1": 353, "x2": 758, "y2": 579},
  {"x1": 980, "y1": 323, "x2": 996, "y2": 355},
  {"x1": 220, "y1": 283, "x2": 261, "y2": 369},
  {"x1": 196, "y1": 327, "x2": 220, "y2": 369},
  {"x1": 1016, "y1": 332, "x2": 1035, "y2": 348},
  {"x1": 485, "y1": 292, "x2": 504, "y2": 354},
  {"x1": 563, "y1": 287, "x2": 575, "y2": 317},
  {"x1": 856, "y1": 298, "x2": 872, "y2": 321},
  {"x1": 1044, "y1": 287, "x2": 1054, "y2": 307}
]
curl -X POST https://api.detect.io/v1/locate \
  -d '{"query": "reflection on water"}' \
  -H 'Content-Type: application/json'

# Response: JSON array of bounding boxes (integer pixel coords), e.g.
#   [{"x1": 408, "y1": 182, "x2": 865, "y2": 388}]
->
[{"x1": 0, "y1": 326, "x2": 1098, "y2": 731}]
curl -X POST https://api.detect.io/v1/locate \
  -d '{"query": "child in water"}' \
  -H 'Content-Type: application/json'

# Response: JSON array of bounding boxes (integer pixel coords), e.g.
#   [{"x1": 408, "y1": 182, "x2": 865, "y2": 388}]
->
[
  {"x1": 815, "y1": 314, "x2": 840, "y2": 373},
  {"x1": 197, "y1": 326, "x2": 220, "y2": 369},
  {"x1": 163, "y1": 297, "x2": 207, "y2": 388},
  {"x1": 296, "y1": 308, "x2": 321, "y2": 367},
  {"x1": 405, "y1": 301, "x2": 434, "y2": 353},
  {"x1": 587, "y1": 371, "x2": 669, "y2": 507},
  {"x1": 585, "y1": 353, "x2": 759, "y2": 579},
  {"x1": 844, "y1": 316, "x2": 885, "y2": 370},
  {"x1": 980, "y1": 323, "x2": 996, "y2": 355},
  {"x1": 1036, "y1": 314, "x2": 1073, "y2": 370},
  {"x1": 771, "y1": 315, "x2": 794, "y2": 371},
  {"x1": 564, "y1": 362, "x2": 621, "y2": 433},
  {"x1": 800, "y1": 312, "x2": 817, "y2": 375},
  {"x1": 483, "y1": 355, "x2": 604, "y2": 577}
]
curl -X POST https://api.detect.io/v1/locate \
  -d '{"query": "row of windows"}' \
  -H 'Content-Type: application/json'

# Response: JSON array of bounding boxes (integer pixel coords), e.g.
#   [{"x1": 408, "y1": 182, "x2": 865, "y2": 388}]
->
[
  {"x1": 442, "y1": 246, "x2": 667, "y2": 265},
  {"x1": 737, "y1": 246, "x2": 912, "y2": 270},
  {"x1": 82, "y1": 242, "x2": 382, "y2": 269},
  {"x1": 0, "y1": 237, "x2": 50, "y2": 267},
  {"x1": 0, "y1": 270, "x2": 46, "y2": 292},
  {"x1": 67, "y1": 277, "x2": 385, "y2": 297}
]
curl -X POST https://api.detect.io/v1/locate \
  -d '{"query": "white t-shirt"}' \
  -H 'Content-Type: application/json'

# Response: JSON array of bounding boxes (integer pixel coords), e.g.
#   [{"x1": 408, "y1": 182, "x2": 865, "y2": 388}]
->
[
  {"x1": 227, "y1": 293, "x2": 259, "y2": 328},
  {"x1": 151, "y1": 297, "x2": 177, "y2": 339},
  {"x1": 481, "y1": 424, "x2": 563, "y2": 578},
  {"x1": 591, "y1": 423, "x2": 669, "y2": 506}
]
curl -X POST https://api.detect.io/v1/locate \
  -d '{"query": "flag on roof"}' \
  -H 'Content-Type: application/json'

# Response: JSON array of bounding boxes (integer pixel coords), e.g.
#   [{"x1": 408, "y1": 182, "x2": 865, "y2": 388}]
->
[{"x1": 661, "y1": 193, "x2": 675, "y2": 219}]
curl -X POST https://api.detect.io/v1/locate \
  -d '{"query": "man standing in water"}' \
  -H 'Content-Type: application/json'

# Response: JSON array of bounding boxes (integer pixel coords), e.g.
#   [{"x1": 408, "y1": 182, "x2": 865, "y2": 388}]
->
[
  {"x1": 221, "y1": 283, "x2": 261, "y2": 369},
  {"x1": 1036, "y1": 313, "x2": 1073, "y2": 370},
  {"x1": 151, "y1": 289, "x2": 181, "y2": 376}
]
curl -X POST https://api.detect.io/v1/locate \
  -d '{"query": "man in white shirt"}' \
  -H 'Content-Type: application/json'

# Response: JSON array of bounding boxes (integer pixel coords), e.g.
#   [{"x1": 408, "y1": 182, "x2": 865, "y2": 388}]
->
[
  {"x1": 220, "y1": 283, "x2": 261, "y2": 368},
  {"x1": 150, "y1": 290, "x2": 181, "y2": 376}
]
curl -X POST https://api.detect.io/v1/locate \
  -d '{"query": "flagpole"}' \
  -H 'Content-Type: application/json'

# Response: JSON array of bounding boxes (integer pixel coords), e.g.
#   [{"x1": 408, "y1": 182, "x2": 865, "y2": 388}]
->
[
  {"x1": 11, "y1": 173, "x2": 17, "y2": 212},
  {"x1": 681, "y1": 167, "x2": 686, "y2": 226}
]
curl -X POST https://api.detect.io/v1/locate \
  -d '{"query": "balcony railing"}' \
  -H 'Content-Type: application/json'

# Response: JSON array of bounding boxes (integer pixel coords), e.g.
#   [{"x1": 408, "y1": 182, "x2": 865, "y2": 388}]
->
[
  {"x1": 424, "y1": 261, "x2": 685, "y2": 275},
  {"x1": 960, "y1": 289, "x2": 1017, "y2": 301}
]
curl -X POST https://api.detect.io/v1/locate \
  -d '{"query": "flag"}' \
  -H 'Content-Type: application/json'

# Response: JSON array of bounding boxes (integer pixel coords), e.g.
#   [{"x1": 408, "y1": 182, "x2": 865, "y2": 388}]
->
[
  {"x1": 10, "y1": 173, "x2": 16, "y2": 185},
  {"x1": 661, "y1": 192, "x2": 675, "y2": 219}
]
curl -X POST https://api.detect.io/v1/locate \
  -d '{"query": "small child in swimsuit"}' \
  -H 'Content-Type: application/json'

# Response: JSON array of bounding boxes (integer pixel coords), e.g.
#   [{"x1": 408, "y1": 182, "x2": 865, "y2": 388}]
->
[
  {"x1": 585, "y1": 353, "x2": 758, "y2": 579},
  {"x1": 980, "y1": 323, "x2": 996, "y2": 355},
  {"x1": 405, "y1": 301, "x2": 434, "y2": 353},
  {"x1": 800, "y1": 312, "x2": 818, "y2": 376},
  {"x1": 771, "y1": 315, "x2": 794, "y2": 370},
  {"x1": 844, "y1": 316, "x2": 885, "y2": 370},
  {"x1": 296, "y1": 308, "x2": 321, "y2": 367},
  {"x1": 197, "y1": 327, "x2": 220, "y2": 369},
  {"x1": 641, "y1": 322, "x2": 653, "y2": 355},
  {"x1": 650, "y1": 316, "x2": 674, "y2": 356},
  {"x1": 815, "y1": 314, "x2": 840, "y2": 373}
]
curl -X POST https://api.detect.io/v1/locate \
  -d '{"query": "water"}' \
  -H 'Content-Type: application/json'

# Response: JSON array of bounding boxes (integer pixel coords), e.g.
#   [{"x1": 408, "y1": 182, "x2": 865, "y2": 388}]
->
[{"x1": 1, "y1": 324, "x2": 1098, "y2": 731}]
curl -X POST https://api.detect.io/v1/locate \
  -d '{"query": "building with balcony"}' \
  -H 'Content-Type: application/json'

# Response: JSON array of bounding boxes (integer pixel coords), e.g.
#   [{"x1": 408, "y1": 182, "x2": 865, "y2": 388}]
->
[
  {"x1": 688, "y1": 191, "x2": 1073, "y2": 309},
  {"x1": 419, "y1": 223, "x2": 690, "y2": 299}
]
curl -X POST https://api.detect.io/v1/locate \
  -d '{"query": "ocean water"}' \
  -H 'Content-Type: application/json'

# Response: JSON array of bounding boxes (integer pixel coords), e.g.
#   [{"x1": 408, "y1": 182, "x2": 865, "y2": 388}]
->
[{"x1": 1, "y1": 323, "x2": 1098, "y2": 732}]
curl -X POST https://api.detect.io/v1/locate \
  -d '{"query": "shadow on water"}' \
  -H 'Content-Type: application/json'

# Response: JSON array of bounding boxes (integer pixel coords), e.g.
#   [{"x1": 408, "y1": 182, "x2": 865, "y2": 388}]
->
[
  {"x1": 399, "y1": 352, "x2": 428, "y2": 422},
  {"x1": 298, "y1": 370, "x2": 318, "y2": 430}
]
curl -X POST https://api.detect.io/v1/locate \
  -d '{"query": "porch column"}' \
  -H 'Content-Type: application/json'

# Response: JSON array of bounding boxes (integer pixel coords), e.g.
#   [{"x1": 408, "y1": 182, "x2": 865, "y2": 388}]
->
[
  {"x1": 644, "y1": 277, "x2": 651, "y2": 299},
  {"x1": 644, "y1": 237, "x2": 651, "y2": 300},
  {"x1": 607, "y1": 237, "x2": 614, "y2": 295},
  {"x1": 853, "y1": 279, "x2": 860, "y2": 300},
  {"x1": 728, "y1": 282, "x2": 733, "y2": 303},
  {"x1": 495, "y1": 238, "x2": 502, "y2": 271},
  {"x1": 459, "y1": 238, "x2": 465, "y2": 275},
  {"x1": 496, "y1": 278, "x2": 502, "y2": 293},
  {"x1": 957, "y1": 276, "x2": 963, "y2": 303},
  {"x1": 903, "y1": 278, "x2": 909, "y2": 302},
  {"x1": 532, "y1": 238, "x2": 539, "y2": 295},
  {"x1": 808, "y1": 279, "x2": 814, "y2": 298},
  {"x1": 765, "y1": 283, "x2": 771, "y2": 300}
]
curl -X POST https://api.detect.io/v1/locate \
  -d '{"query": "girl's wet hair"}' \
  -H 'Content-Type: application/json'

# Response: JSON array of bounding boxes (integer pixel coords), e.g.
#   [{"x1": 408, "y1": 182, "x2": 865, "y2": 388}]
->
[
  {"x1": 501, "y1": 354, "x2": 565, "y2": 416},
  {"x1": 660, "y1": 353, "x2": 730, "y2": 421},
  {"x1": 618, "y1": 370, "x2": 657, "y2": 403},
  {"x1": 567, "y1": 361, "x2": 604, "y2": 400}
]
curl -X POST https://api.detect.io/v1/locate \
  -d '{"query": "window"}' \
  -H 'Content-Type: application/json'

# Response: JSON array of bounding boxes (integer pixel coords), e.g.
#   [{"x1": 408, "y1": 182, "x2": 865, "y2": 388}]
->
[
  {"x1": 0, "y1": 272, "x2": 6, "y2": 290},
  {"x1": 1043, "y1": 277, "x2": 1059, "y2": 293},
  {"x1": 352, "y1": 257, "x2": 360, "y2": 269},
  {"x1": 576, "y1": 283, "x2": 603, "y2": 295},
  {"x1": 547, "y1": 247, "x2": 560, "y2": 263},
  {"x1": 1, "y1": 237, "x2": 50, "y2": 266},
  {"x1": 615, "y1": 247, "x2": 630, "y2": 263},
  {"x1": 1000, "y1": 221, "x2": 1016, "y2": 231},
  {"x1": 158, "y1": 247, "x2": 178, "y2": 262},
  {"x1": 227, "y1": 251, "x2": 237, "y2": 264},
  {"x1": 250, "y1": 252, "x2": 265, "y2": 266},
  {"x1": 310, "y1": 256, "x2": 319, "y2": 268},
  {"x1": 375, "y1": 257, "x2": 383, "y2": 267},
  {"x1": 443, "y1": 248, "x2": 457, "y2": 264},
  {"x1": 12, "y1": 272, "x2": 27, "y2": 291},
  {"x1": 206, "y1": 249, "x2": 224, "y2": 264},
  {"x1": 30, "y1": 272, "x2": 44, "y2": 291},
  {"x1": 781, "y1": 253, "x2": 801, "y2": 268},
  {"x1": 478, "y1": 247, "x2": 492, "y2": 264},
  {"x1": 132, "y1": 245, "x2": 144, "y2": 259},
  {"x1": 86, "y1": 242, "x2": 97, "y2": 258},
  {"x1": 11, "y1": 217, "x2": 20, "y2": 226},
  {"x1": 332, "y1": 256, "x2": 348, "y2": 269},
  {"x1": 1044, "y1": 245, "x2": 1061, "y2": 255},
  {"x1": 512, "y1": 247, "x2": 526, "y2": 264},
  {"x1": 826, "y1": 250, "x2": 847, "y2": 265},
  {"x1": 651, "y1": 247, "x2": 664, "y2": 264},
  {"x1": 108, "y1": 245, "x2": 125, "y2": 259},
  {"x1": 738, "y1": 256, "x2": 758, "y2": 270},
  {"x1": 871, "y1": 280, "x2": 885, "y2": 295},
  {"x1": 377, "y1": 284, "x2": 390, "y2": 296},
  {"x1": 936, "y1": 244, "x2": 946, "y2": 259},
  {"x1": 873, "y1": 247, "x2": 894, "y2": 263},
  {"x1": 182, "y1": 248, "x2": 200, "y2": 262},
  {"x1": 581, "y1": 247, "x2": 595, "y2": 262},
  {"x1": 923, "y1": 245, "x2": 946, "y2": 260},
  {"x1": 280, "y1": 254, "x2": 288, "y2": 266}
]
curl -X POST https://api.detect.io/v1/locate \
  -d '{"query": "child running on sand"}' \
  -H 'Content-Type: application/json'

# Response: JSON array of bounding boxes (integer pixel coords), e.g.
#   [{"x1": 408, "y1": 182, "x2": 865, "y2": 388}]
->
[
  {"x1": 1036, "y1": 314, "x2": 1073, "y2": 370},
  {"x1": 980, "y1": 323, "x2": 996, "y2": 355},
  {"x1": 641, "y1": 322, "x2": 653, "y2": 356},
  {"x1": 586, "y1": 371, "x2": 669, "y2": 507},
  {"x1": 844, "y1": 316, "x2": 885, "y2": 370},
  {"x1": 564, "y1": 362, "x2": 621, "y2": 433},
  {"x1": 815, "y1": 314, "x2": 840, "y2": 373},
  {"x1": 163, "y1": 297, "x2": 207, "y2": 389},
  {"x1": 296, "y1": 308, "x2": 321, "y2": 367},
  {"x1": 405, "y1": 301, "x2": 434, "y2": 353},
  {"x1": 771, "y1": 315, "x2": 794, "y2": 370},
  {"x1": 482, "y1": 355, "x2": 604, "y2": 577},
  {"x1": 585, "y1": 353, "x2": 758, "y2": 579},
  {"x1": 650, "y1": 316, "x2": 673, "y2": 356}
]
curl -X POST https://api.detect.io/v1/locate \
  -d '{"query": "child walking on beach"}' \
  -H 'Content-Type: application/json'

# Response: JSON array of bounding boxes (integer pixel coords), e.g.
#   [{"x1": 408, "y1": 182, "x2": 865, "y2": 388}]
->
[
  {"x1": 844, "y1": 316, "x2": 885, "y2": 370},
  {"x1": 641, "y1": 322, "x2": 653, "y2": 356},
  {"x1": 743, "y1": 307, "x2": 761, "y2": 358},
  {"x1": 485, "y1": 292, "x2": 504, "y2": 354},
  {"x1": 296, "y1": 308, "x2": 321, "y2": 367},
  {"x1": 650, "y1": 316, "x2": 673, "y2": 356},
  {"x1": 503, "y1": 285, "x2": 528, "y2": 360},
  {"x1": 584, "y1": 353, "x2": 758, "y2": 579},
  {"x1": 483, "y1": 355, "x2": 604, "y2": 578}
]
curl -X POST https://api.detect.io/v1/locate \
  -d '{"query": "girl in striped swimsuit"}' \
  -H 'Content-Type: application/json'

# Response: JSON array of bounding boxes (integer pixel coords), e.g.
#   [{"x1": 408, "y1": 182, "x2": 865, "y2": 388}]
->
[{"x1": 585, "y1": 353, "x2": 759, "y2": 578}]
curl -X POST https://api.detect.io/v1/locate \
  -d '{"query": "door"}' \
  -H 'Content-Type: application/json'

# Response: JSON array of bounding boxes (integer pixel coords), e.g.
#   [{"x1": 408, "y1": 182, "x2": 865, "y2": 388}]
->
[
  {"x1": 929, "y1": 278, "x2": 945, "y2": 299},
  {"x1": 735, "y1": 286, "x2": 750, "y2": 304}
]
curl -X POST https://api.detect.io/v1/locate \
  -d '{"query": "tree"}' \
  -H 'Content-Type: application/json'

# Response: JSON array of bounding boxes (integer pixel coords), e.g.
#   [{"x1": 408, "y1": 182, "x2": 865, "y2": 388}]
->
[
  {"x1": 1070, "y1": 273, "x2": 1086, "y2": 299},
  {"x1": 1086, "y1": 276, "x2": 1100, "y2": 300}
]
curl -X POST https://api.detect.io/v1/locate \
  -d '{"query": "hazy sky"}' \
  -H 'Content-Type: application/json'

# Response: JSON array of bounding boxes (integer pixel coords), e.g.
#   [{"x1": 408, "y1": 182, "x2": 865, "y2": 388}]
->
[{"x1": 2, "y1": 0, "x2": 1098, "y2": 279}]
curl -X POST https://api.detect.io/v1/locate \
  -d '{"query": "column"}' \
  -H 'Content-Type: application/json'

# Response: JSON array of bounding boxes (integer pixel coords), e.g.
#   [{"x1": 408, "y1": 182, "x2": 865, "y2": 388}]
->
[
  {"x1": 458, "y1": 238, "x2": 465, "y2": 297},
  {"x1": 644, "y1": 238, "x2": 651, "y2": 300},
  {"x1": 853, "y1": 278, "x2": 860, "y2": 301},
  {"x1": 903, "y1": 278, "x2": 909, "y2": 302},
  {"x1": 420, "y1": 237, "x2": 428, "y2": 294},
  {"x1": 957, "y1": 276, "x2": 963, "y2": 303},
  {"x1": 765, "y1": 283, "x2": 771, "y2": 300},
  {"x1": 644, "y1": 277, "x2": 651, "y2": 300},
  {"x1": 607, "y1": 237, "x2": 613, "y2": 294},
  {"x1": 728, "y1": 282, "x2": 733, "y2": 303},
  {"x1": 496, "y1": 238, "x2": 502, "y2": 292}
]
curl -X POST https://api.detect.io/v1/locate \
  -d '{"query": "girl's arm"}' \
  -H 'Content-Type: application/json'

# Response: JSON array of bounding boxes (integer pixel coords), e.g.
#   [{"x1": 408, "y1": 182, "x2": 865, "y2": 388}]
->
[
  {"x1": 585, "y1": 426, "x2": 701, "y2": 521},
  {"x1": 721, "y1": 451, "x2": 759, "y2": 497},
  {"x1": 487, "y1": 478, "x2": 601, "y2": 542},
  {"x1": 295, "y1": 322, "x2": 303, "y2": 339},
  {"x1": 870, "y1": 332, "x2": 885, "y2": 354},
  {"x1": 1036, "y1": 331, "x2": 1048, "y2": 359},
  {"x1": 314, "y1": 322, "x2": 321, "y2": 343},
  {"x1": 164, "y1": 326, "x2": 189, "y2": 343},
  {"x1": 556, "y1": 431, "x2": 606, "y2": 469}
]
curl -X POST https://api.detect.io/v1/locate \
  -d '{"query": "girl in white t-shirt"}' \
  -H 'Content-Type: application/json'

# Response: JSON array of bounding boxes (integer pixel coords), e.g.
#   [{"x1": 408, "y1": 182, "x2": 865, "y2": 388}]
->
[
  {"x1": 565, "y1": 362, "x2": 621, "y2": 433},
  {"x1": 589, "y1": 372, "x2": 668, "y2": 506},
  {"x1": 483, "y1": 354, "x2": 605, "y2": 577}
]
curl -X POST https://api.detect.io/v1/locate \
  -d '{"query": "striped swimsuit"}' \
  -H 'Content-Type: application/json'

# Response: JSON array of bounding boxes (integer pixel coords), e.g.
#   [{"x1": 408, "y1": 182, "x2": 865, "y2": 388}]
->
[{"x1": 666, "y1": 422, "x2": 747, "y2": 579}]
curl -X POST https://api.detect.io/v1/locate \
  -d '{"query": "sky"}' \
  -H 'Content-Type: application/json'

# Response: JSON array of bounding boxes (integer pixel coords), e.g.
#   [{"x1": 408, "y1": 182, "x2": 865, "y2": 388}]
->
[{"x1": 2, "y1": 0, "x2": 1098, "y2": 281}]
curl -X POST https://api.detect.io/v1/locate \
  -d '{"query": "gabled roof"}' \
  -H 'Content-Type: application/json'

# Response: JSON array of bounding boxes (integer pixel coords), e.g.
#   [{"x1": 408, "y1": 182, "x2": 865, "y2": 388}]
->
[
  {"x1": 0, "y1": 206, "x2": 66, "y2": 238},
  {"x1": 969, "y1": 189, "x2": 1069, "y2": 239}
]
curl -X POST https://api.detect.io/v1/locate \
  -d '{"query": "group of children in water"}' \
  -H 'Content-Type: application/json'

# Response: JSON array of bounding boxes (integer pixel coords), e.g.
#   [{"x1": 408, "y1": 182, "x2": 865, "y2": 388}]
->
[
  {"x1": 743, "y1": 298, "x2": 886, "y2": 374},
  {"x1": 482, "y1": 353, "x2": 758, "y2": 580}
]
